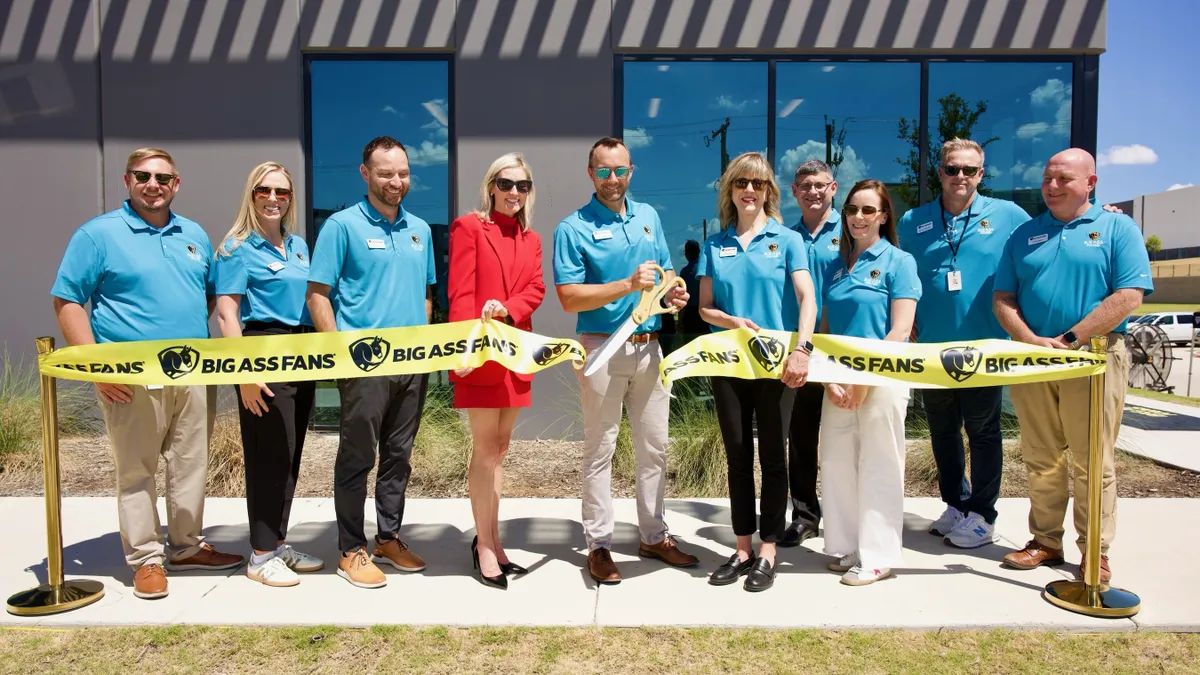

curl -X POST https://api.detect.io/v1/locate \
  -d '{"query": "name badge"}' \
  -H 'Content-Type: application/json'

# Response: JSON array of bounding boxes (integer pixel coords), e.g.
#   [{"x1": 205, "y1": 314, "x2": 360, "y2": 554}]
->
[
  {"x1": 916, "y1": 222, "x2": 934, "y2": 234},
  {"x1": 593, "y1": 229, "x2": 613, "y2": 241},
  {"x1": 366, "y1": 238, "x2": 386, "y2": 249},
  {"x1": 267, "y1": 261, "x2": 286, "y2": 273},
  {"x1": 719, "y1": 247, "x2": 737, "y2": 258},
  {"x1": 1028, "y1": 233, "x2": 1049, "y2": 246},
  {"x1": 947, "y1": 270, "x2": 963, "y2": 292},
  {"x1": 146, "y1": 385, "x2": 164, "y2": 391}
]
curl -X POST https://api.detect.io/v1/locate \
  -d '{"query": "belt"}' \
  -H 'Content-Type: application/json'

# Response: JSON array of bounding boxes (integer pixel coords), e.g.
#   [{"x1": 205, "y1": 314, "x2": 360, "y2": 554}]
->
[{"x1": 582, "y1": 331, "x2": 659, "y2": 344}]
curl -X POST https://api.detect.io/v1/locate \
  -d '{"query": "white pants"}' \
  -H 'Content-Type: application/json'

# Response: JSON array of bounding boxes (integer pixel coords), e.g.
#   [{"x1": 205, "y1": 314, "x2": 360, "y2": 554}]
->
[{"x1": 819, "y1": 385, "x2": 909, "y2": 570}]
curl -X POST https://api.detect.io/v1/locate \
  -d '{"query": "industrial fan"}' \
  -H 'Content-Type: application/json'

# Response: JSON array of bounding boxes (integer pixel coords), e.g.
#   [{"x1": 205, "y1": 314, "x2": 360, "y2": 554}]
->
[{"x1": 1126, "y1": 323, "x2": 1175, "y2": 393}]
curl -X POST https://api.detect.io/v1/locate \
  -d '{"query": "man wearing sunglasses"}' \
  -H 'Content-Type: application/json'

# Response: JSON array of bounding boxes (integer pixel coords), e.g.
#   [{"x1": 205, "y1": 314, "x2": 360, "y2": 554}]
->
[
  {"x1": 898, "y1": 138, "x2": 1032, "y2": 551},
  {"x1": 51, "y1": 147, "x2": 245, "y2": 600},
  {"x1": 553, "y1": 137, "x2": 697, "y2": 585}
]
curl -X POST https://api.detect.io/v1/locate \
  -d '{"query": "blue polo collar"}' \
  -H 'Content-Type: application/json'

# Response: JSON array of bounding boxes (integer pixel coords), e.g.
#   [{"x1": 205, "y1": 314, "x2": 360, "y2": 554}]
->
[
  {"x1": 584, "y1": 195, "x2": 635, "y2": 225},
  {"x1": 795, "y1": 210, "x2": 840, "y2": 241},
  {"x1": 1050, "y1": 202, "x2": 1106, "y2": 227},
  {"x1": 246, "y1": 230, "x2": 294, "y2": 251},
  {"x1": 358, "y1": 198, "x2": 409, "y2": 227},
  {"x1": 120, "y1": 200, "x2": 179, "y2": 233},
  {"x1": 856, "y1": 236, "x2": 892, "y2": 262}
]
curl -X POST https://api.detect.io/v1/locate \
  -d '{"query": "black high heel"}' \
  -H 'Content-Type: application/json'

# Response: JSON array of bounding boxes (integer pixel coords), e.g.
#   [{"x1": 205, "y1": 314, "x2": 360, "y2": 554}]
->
[
  {"x1": 499, "y1": 562, "x2": 529, "y2": 576},
  {"x1": 471, "y1": 535, "x2": 507, "y2": 590}
]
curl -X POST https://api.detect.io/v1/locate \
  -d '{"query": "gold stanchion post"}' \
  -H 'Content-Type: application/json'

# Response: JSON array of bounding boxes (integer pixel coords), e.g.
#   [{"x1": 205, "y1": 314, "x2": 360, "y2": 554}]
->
[
  {"x1": 1043, "y1": 335, "x2": 1141, "y2": 618},
  {"x1": 6, "y1": 337, "x2": 105, "y2": 616}
]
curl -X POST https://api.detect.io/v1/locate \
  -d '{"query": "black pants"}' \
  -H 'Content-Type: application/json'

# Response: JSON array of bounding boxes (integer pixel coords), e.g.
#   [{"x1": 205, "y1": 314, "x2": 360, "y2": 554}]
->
[
  {"x1": 334, "y1": 373, "x2": 429, "y2": 552},
  {"x1": 923, "y1": 386, "x2": 1004, "y2": 524},
  {"x1": 238, "y1": 322, "x2": 316, "y2": 552},
  {"x1": 711, "y1": 377, "x2": 796, "y2": 542},
  {"x1": 787, "y1": 381, "x2": 825, "y2": 527}
]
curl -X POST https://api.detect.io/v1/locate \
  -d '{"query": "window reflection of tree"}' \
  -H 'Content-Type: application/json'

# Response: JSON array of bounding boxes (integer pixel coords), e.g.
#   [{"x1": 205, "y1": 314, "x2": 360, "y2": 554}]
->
[{"x1": 895, "y1": 93, "x2": 999, "y2": 207}]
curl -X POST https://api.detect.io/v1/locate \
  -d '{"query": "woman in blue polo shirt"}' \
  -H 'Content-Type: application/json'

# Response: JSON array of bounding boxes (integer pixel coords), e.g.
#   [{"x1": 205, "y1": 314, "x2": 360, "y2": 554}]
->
[
  {"x1": 819, "y1": 178, "x2": 921, "y2": 587},
  {"x1": 698, "y1": 152, "x2": 818, "y2": 593},
  {"x1": 214, "y1": 162, "x2": 323, "y2": 588}
]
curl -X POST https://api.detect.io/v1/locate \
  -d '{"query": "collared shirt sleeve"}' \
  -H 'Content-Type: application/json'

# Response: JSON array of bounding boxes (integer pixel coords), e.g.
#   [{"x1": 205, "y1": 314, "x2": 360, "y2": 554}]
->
[
  {"x1": 697, "y1": 238, "x2": 712, "y2": 278},
  {"x1": 425, "y1": 226, "x2": 436, "y2": 286},
  {"x1": 50, "y1": 229, "x2": 102, "y2": 305},
  {"x1": 652, "y1": 210, "x2": 674, "y2": 271},
  {"x1": 308, "y1": 217, "x2": 347, "y2": 287},
  {"x1": 786, "y1": 233, "x2": 809, "y2": 274},
  {"x1": 889, "y1": 252, "x2": 922, "y2": 301},
  {"x1": 895, "y1": 209, "x2": 915, "y2": 253},
  {"x1": 994, "y1": 232, "x2": 1018, "y2": 294},
  {"x1": 552, "y1": 222, "x2": 587, "y2": 285},
  {"x1": 200, "y1": 235, "x2": 216, "y2": 297},
  {"x1": 212, "y1": 243, "x2": 250, "y2": 296},
  {"x1": 1110, "y1": 215, "x2": 1154, "y2": 295}
]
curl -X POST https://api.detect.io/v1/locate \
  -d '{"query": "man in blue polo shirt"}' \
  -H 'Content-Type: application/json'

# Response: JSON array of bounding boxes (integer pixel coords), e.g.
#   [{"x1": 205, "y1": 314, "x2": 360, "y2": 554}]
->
[
  {"x1": 554, "y1": 137, "x2": 697, "y2": 584},
  {"x1": 780, "y1": 158, "x2": 842, "y2": 548},
  {"x1": 898, "y1": 139, "x2": 1032, "y2": 550},
  {"x1": 307, "y1": 136, "x2": 436, "y2": 589},
  {"x1": 51, "y1": 147, "x2": 244, "y2": 600},
  {"x1": 994, "y1": 148, "x2": 1152, "y2": 583}
]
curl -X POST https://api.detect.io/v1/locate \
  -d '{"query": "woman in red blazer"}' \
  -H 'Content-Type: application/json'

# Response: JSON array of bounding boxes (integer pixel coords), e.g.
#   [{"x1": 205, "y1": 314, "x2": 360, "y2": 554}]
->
[{"x1": 448, "y1": 152, "x2": 546, "y2": 590}]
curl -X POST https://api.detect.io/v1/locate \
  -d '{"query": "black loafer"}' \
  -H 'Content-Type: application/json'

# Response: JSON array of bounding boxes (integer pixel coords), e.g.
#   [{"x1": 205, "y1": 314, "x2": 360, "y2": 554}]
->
[
  {"x1": 708, "y1": 553, "x2": 756, "y2": 586},
  {"x1": 743, "y1": 558, "x2": 775, "y2": 592},
  {"x1": 778, "y1": 521, "x2": 819, "y2": 548}
]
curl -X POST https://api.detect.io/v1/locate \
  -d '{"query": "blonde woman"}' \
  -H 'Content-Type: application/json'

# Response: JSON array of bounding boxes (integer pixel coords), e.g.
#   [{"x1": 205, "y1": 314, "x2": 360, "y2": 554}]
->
[
  {"x1": 699, "y1": 152, "x2": 818, "y2": 592},
  {"x1": 213, "y1": 162, "x2": 323, "y2": 587},
  {"x1": 448, "y1": 153, "x2": 546, "y2": 589}
]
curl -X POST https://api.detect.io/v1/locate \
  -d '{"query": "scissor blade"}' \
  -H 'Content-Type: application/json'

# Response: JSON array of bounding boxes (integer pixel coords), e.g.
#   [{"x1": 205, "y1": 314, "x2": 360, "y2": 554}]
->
[{"x1": 582, "y1": 317, "x2": 638, "y2": 377}]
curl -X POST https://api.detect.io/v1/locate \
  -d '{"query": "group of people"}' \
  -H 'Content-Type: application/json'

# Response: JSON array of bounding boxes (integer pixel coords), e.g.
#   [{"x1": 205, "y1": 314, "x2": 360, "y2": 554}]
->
[{"x1": 50, "y1": 133, "x2": 1150, "y2": 600}]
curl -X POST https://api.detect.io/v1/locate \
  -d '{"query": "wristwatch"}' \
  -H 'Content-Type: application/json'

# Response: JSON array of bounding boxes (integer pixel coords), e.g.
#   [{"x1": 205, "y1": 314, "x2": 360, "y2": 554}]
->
[
  {"x1": 1063, "y1": 330, "x2": 1080, "y2": 349},
  {"x1": 792, "y1": 340, "x2": 814, "y2": 355}
]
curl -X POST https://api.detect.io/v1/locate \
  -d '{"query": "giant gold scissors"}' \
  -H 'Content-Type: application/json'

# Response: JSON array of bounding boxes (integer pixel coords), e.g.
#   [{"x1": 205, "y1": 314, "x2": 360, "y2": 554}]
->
[{"x1": 582, "y1": 264, "x2": 685, "y2": 377}]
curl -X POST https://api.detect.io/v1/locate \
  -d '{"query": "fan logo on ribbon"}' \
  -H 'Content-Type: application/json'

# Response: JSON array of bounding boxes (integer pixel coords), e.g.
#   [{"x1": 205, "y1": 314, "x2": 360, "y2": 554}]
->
[
  {"x1": 747, "y1": 336, "x2": 786, "y2": 372},
  {"x1": 534, "y1": 342, "x2": 572, "y2": 366},
  {"x1": 349, "y1": 336, "x2": 391, "y2": 372},
  {"x1": 940, "y1": 346, "x2": 982, "y2": 383},
  {"x1": 157, "y1": 345, "x2": 200, "y2": 379}
]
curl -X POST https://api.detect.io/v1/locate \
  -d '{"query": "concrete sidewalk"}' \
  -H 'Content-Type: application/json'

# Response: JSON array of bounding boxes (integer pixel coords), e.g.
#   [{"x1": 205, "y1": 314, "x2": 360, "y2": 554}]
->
[
  {"x1": 1119, "y1": 394, "x2": 1200, "y2": 472},
  {"x1": 2, "y1": 497, "x2": 1197, "y2": 631}
]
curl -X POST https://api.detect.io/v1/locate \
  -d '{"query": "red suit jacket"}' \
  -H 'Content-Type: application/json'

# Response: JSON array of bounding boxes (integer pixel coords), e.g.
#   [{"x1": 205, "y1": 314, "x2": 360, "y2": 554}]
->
[{"x1": 447, "y1": 211, "x2": 546, "y2": 387}]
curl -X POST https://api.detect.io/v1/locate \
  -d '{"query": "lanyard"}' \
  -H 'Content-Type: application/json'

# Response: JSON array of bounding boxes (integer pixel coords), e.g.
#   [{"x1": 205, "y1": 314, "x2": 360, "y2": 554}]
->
[{"x1": 939, "y1": 197, "x2": 976, "y2": 268}]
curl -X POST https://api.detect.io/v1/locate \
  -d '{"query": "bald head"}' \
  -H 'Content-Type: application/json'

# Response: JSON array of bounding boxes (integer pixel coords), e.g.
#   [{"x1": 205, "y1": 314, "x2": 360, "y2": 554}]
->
[{"x1": 1042, "y1": 147, "x2": 1098, "y2": 222}]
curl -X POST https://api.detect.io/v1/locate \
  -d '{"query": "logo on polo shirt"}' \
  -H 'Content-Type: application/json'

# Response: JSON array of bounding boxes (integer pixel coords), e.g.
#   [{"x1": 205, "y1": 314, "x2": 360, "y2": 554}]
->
[
  {"x1": 410, "y1": 234, "x2": 424, "y2": 251},
  {"x1": 1085, "y1": 231, "x2": 1104, "y2": 247},
  {"x1": 747, "y1": 335, "x2": 786, "y2": 372},
  {"x1": 642, "y1": 225, "x2": 653, "y2": 241},
  {"x1": 534, "y1": 342, "x2": 574, "y2": 366},
  {"x1": 940, "y1": 346, "x2": 982, "y2": 383},
  {"x1": 765, "y1": 242, "x2": 781, "y2": 258},
  {"x1": 867, "y1": 269, "x2": 882, "y2": 286},
  {"x1": 158, "y1": 345, "x2": 200, "y2": 379},
  {"x1": 296, "y1": 252, "x2": 305, "y2": 261},
  {"x1": 978, "y1": 219, "x2": 993, "y2": 235},
  {"x1": 185, "y1": 244, "x2": 201, "y2": 261},
  {"x1": 828, "y1": 237, "x2": 840, "y2": 251},
  {"x1": 349, "y1": 336, "x2": 391, "y2": 372}
]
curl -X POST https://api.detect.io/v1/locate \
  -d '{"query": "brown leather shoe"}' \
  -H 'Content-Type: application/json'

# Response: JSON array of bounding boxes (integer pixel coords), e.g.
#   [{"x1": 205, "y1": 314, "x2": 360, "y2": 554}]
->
[
  {"x1": 638, "y1": 535, "x2": 699, "y2": 568},
  {"x1": 133, "y1": 563, "x2": 168, "y2": 599},
  {"x1": 1081, "y1": 553, "x2": 1112, "y2": 583},
  {"x1": 588, "y1": 548, "x2": 621, "y2": 584},
  {"x1": 372, "y1": 538, "x2": 426, "y2": 572},
  {"x1": 1002, "y1": 540, "x2": 1066, "y2": 570},
  {"x1": 167, "y1": 543, "x2": 245, "y2": 571}
]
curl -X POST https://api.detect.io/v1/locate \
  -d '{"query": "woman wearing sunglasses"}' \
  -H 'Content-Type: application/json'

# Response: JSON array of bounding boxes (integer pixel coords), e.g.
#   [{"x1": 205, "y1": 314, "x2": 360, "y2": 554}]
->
[
  {"x1": 818, "y1": 179, "x2": 921, "y2": 586},
  {"x1": 448, "y1": 153, "x2": 546, "y2": 590},
  {"x1": 699, "y1": 152, "x2": 818, "y2": 592},
  {"x1": 213, "y1": 162, "x2": 323, "y2": 587}
]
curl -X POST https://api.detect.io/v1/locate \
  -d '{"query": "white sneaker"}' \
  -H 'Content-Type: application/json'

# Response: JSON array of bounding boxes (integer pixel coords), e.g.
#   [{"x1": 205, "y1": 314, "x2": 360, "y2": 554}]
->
[
  {"x1": 929, "y1": 505, "x2": 965, "y2": 536},
  {"x1": 247, "y1": 555, "x2": 300, "y2": 587},
  {"x1": 277, "y1": 545, "x2": 324, "y2": 573},
  {"x1": 840, "y1": 565, "x2": 893, "y2": 586},
  {"x1": 944, "y1": 512, "x2": 1000, "y2": 549},
  {"x1": 827, "y1": 554, "x2": 859, "y2": 573}
]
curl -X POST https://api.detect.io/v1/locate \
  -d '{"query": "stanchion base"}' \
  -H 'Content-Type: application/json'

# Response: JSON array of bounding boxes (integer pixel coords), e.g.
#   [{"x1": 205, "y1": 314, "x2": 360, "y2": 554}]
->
[
  {"x1": 1043, "y1": 579, "x2": 1141, "y2": 618},
  {"x1": 6, "y1": 579, "x2": 105, "y2": 616}
]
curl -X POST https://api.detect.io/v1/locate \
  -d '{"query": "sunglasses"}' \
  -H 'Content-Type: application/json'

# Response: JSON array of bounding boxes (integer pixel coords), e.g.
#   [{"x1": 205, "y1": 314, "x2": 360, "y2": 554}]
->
[
  {"x1": 592, "y1": 166, "x2": 630, "y2": 180},
  {"x1": 943, "y1": 165, "x2": 981, "y2": 177},
  {"x1": 253, "y1": 186, "x2": 292, "y2": 199},
  {"x1": 493, "y1": 178, "x2": 533, "y2": 193},
  {"x1": 733, "y1": 177, "x2": 770, "y2": 191},
  {"x1": 129, "y1": 170, "x2": 176, "y2": 185},
  {"x1": 843, "y1": 204, "x2": 884, "y2": 216}
]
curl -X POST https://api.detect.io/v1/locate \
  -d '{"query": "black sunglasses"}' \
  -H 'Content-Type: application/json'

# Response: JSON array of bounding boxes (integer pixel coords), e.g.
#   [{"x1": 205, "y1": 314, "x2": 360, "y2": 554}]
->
[
  {"x1": 733, "y1": 177, "x2": 769, "y2": 191},
  {"x1": 129, "y1": 170, "x2": 176, "y2": 185},
  {"x1": 843, "y1": 204, "x2": 884, "y2": 216},
  {"x1": 494, "y1": 178, "x2": 533, "y2": 194},
  {"x1": 943, "y1": 165, "x2": 981, "y2": 177},
  {"x1": 253, "y1": 186, "x2": 292, "y2": 198}
]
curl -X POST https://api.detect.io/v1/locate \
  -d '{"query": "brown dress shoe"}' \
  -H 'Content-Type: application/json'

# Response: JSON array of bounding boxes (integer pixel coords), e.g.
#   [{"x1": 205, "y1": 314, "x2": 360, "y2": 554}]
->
[
  {"x1": 133, "y1": 563, "x2": 168, "y2": 599},
  {"x1": 638, "y1": 535, "x2": 699, "y2": 567},
  {"x1": 588, "y1": 548, "x2": 621, "y2": 584},
  {"x1": 373, "y1": 538, "x2": 426, "y2": 572},
  {"x1": 1081, "y1": 553, "x2": 1112, "y2": 583},
  {"x1": 1002, "y1": 540, "x2": 1065, "y2": 570},
  {"x1": 168, "y1": 543, "x2": 245, "y2": 571}
]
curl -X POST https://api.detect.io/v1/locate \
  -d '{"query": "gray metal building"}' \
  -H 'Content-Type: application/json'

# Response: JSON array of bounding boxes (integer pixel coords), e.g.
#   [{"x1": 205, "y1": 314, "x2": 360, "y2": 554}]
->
[{"x1": 0, "y1": 0, "x2": 1108, "y2": 438}]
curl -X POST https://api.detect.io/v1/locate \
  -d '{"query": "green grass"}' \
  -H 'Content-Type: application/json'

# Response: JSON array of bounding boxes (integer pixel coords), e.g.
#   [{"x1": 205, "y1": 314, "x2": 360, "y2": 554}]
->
[
  {"x1": 0, "y1": 351, "x2": 101, "y2": 471},
  {"x1": 409, "y1": 382, "x2": 472, "y2": 493},
  {"x1": 1134, "y1": 303, "x2": 1200, "y2": 314},
  {"x1": 1127, "y1": 387, "x2": 1200, "y2": 408}
]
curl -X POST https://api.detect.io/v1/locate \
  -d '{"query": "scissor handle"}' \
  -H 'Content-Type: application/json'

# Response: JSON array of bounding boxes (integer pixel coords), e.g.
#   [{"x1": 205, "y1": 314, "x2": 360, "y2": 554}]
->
[{"x1": 631, "y1": 264, "x2": 686, "y2": 325}]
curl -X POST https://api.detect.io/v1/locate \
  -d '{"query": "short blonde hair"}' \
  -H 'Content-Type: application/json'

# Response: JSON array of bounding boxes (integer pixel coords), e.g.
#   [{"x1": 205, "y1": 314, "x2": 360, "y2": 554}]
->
[
  {"x1": 125, "y1": 147, "x2": 177, "y2": 173},
  {"x1": 940, "y1": 138, "x2": 984, "y2": 166},
  {"x1": 476, "y1": 152, "x2": 535, "y2": 232},
  {"x1": 717, "y1": 152, "x2": 782, "y2": 229}
]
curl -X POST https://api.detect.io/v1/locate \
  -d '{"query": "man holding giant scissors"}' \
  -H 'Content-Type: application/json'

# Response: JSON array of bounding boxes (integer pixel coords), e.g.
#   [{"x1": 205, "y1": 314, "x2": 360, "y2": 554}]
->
[{"x1": 554, "y1": 136, "x2": 698, "y2": 585}]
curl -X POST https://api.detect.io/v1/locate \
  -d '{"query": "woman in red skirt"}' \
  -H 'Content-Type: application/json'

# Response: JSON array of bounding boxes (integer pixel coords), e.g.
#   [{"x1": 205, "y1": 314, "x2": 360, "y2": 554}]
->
[{"x1": 448, "y1": 152, "x2": 546, "y2": 590}]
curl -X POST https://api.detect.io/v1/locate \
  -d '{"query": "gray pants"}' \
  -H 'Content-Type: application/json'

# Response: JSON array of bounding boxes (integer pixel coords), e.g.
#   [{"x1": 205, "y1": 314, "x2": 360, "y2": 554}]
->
[{"x1": 577, "y1": 334, "x2": 672, "y2": 551}]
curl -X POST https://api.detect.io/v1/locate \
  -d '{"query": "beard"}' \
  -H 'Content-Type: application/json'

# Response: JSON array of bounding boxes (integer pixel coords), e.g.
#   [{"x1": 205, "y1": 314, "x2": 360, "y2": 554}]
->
[{"x1": 370, "y1": 183, "x2": 405, "y2": 207}]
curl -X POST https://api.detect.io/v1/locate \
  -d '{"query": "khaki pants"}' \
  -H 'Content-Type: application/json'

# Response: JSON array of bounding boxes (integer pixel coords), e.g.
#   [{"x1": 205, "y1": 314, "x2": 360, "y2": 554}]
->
[
  {"x1": 99, "y1": 385, "x2": 214, "y2": 568},
  {"x1": 577, "y1": 334, "x2": 671, "y2": 551},
  {"x1": 1009, "y1": 338, "x2": 1128, "y2": 555}
]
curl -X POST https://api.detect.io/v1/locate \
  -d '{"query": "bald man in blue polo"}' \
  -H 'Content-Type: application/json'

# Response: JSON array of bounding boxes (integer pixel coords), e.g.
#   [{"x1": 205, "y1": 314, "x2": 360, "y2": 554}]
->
[{"x1": 994, "y1": 148, "x2": 1152, "y2": 583}]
